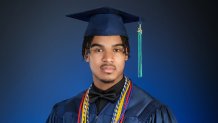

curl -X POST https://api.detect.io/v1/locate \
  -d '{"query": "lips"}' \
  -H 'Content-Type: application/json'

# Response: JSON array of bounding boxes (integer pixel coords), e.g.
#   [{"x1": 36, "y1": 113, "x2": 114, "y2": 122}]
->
[{"x1": 100, "y1": 65, "x2": 116, "y2": 73}]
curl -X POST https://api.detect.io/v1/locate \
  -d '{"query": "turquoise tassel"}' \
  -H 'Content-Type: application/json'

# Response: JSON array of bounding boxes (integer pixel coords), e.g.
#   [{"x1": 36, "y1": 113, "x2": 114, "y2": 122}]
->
[{"x1": 137, "y1": 23, "x2": 142, "y2": 78}]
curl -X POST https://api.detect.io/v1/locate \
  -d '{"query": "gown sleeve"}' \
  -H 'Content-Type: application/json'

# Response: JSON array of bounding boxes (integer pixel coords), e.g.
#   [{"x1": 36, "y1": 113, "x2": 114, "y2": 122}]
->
[
  {"x1": 46, "y1": 105, "x2": 63, "y2": 123},
  {"x1": 147, "y1": 105, "x2": 177, "y2": 123}
]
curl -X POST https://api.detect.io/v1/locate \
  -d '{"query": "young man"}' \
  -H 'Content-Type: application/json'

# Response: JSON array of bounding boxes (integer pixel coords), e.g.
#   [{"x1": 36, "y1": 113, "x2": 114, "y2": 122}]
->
[{"x1": 46, "y1": 7, "x2": 177, "y2": 123}]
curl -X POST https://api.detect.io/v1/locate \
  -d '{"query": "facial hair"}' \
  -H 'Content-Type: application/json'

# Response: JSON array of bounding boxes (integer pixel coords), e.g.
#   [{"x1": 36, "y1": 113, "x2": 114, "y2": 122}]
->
[{"x1": 97, "y1": 64, "x2": 117, "y2": 83}]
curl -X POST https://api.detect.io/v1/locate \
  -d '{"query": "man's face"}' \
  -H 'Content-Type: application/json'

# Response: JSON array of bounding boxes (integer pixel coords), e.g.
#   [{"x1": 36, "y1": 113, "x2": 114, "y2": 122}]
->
[{"x1": 85, "y1": 35, "x2": 128, "y2": 84}]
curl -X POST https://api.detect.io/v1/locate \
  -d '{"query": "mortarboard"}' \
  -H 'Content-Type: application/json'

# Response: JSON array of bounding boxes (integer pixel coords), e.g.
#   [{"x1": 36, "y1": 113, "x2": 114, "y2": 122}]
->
[{"x1": 66, "y1": 7, "x2": 143, "y2": 78}]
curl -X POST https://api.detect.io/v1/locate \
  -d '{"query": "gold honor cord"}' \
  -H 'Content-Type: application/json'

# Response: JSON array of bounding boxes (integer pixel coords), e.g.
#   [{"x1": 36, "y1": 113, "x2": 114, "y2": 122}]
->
[{"x1": 137, "y1": 23, "x2": 142, "y2": 78}]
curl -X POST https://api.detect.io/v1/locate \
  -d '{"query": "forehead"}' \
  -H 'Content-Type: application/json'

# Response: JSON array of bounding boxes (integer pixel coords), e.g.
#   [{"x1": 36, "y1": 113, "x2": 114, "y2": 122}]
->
[{"x1": 91, "y1": 36, "x2": 123, "y2": 46}]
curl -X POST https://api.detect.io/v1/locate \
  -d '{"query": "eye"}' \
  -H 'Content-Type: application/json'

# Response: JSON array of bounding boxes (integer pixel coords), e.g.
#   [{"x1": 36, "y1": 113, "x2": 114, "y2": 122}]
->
[
  {"x1": 93, "y1": 48, "x2": 103, "y2": 53},
  {"x1": 113, "y1": 48, "x2": 124, "y2": 53}
]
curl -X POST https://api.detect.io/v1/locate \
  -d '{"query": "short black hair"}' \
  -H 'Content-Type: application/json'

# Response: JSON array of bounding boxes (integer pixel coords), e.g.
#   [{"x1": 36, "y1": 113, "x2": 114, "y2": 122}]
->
[{"x1": 82, "y1": 36, "x2": 130, "y2": 59}]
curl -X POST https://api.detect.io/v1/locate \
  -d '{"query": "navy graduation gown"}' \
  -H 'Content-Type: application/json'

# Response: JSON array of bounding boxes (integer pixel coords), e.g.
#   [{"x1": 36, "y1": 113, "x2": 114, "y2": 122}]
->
[{"x1": 46, "y1": 85, "x2": 177, "y2": 123}]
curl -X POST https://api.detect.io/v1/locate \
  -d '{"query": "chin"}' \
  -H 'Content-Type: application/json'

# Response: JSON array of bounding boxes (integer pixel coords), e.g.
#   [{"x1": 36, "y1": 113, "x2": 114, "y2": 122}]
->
[
  {"x1": 93, "y1": 71, "x2": 123, "y2": 84},
  {"x1": 99, "y1": 78, "x2": 115, "y2": 83},
  {"x1": 99, "y1": 75, "x2": 116, "y2": 83},
  {"x1": 95, "y1": 74, "x2": 117, "y2": 84}
]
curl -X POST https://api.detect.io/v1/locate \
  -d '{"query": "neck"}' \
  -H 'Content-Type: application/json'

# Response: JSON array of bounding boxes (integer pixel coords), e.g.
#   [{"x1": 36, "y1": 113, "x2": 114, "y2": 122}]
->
[{"x1": 93, "y1": 75, "x2": 124, "y2": 91}]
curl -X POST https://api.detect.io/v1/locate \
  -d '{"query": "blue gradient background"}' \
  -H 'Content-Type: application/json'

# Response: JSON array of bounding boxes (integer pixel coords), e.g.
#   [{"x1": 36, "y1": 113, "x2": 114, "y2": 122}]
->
[{"x1": 0, "y1": 0, "x2": 217, "y2": 123}]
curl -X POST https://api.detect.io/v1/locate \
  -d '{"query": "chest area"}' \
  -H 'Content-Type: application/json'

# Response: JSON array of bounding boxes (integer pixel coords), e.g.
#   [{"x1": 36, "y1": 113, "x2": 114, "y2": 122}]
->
[{"x1": 62, "y1": 103, "x2": 141, "y2": 123}]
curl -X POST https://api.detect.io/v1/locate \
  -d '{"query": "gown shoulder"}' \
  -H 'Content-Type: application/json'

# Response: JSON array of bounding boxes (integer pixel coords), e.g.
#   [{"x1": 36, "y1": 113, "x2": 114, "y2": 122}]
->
[
  {"x1": 125, "y1": 84, "x2": 177, "y2": 123},
  {"x1": 46, "y1": 91, "x2": 85, "y2": 123},
  {"x1": 145, "y1": 103, "x2": 177, "y2": 123}
]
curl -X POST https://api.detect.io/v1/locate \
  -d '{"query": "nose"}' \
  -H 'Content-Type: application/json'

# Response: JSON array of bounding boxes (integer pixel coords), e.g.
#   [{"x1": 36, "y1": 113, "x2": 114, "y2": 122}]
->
[{"x1": 102, "y1": 50, "x2": 114, "y2": 62}]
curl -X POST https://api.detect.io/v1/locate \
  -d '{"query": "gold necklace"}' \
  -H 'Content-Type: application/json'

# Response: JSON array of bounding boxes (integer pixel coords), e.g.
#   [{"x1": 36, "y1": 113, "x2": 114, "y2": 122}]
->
[{"x1": 78, "y1": 77, "x2": 132, "y2": 123}]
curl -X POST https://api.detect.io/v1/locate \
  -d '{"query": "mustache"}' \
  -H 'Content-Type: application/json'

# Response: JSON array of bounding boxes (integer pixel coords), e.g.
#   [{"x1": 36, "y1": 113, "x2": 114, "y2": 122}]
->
[{"x1": 100, "y1": 64, "x2": 116, "y2": 69}]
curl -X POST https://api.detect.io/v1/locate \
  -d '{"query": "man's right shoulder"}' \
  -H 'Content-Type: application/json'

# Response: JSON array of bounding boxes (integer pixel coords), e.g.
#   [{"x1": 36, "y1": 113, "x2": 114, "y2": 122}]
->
[{"x1": 51, "y1": 91, "x2": 85, "y2": 115}]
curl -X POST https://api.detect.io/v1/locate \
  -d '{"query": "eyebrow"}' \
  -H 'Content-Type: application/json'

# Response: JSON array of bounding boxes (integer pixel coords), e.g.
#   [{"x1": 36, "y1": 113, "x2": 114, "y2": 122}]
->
[
  {"x1": 90, "y1": 43, "x2": 124, "y2": 48},
  {"x1": 90, "y1": 43, "x2": 103, "y2": 48}
]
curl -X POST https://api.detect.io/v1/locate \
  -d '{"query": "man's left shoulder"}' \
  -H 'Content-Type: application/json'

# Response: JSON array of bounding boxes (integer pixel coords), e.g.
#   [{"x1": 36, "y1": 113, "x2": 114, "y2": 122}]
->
[
  {"x1": 126, "y1": 84, "x2": 154, "y2": 115},
  {"x1": 125, "y1": 84, "x2": 177, "y2": 122}
]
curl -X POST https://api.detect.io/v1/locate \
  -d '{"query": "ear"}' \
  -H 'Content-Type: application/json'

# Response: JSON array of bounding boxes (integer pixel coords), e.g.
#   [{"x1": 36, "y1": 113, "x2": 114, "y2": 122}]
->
[
  {"x1": 125, "y1": 48, "x2": 128, "y2": 61},
  {"x1": 125, "y1": 55, "x2": 128, "y2": 61},
  {"x1": 125, "y1": 52, "x2": 128, "y2": 61},
  {"x1": 85, "y1": 55, "x2": 90, "y2": 62},
  {"x1": 84, "y1": 49, "x2": 90, "y2": 62}
]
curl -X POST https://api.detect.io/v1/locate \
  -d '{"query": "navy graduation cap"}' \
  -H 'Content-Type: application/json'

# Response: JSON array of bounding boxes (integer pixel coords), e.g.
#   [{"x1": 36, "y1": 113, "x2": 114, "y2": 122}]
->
[
  {"x1": 66, "y1": 7, "x2": 143, "y2": 77},
  {"x1": 66, "y1": 7, "x2": 139, "y2": 36}
]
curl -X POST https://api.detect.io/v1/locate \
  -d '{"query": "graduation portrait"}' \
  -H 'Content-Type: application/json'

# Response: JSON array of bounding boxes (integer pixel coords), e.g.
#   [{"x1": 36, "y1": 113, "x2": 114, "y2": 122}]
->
[{"x1": 0, "y1": 0, "x2": 217, "y2": 123}]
